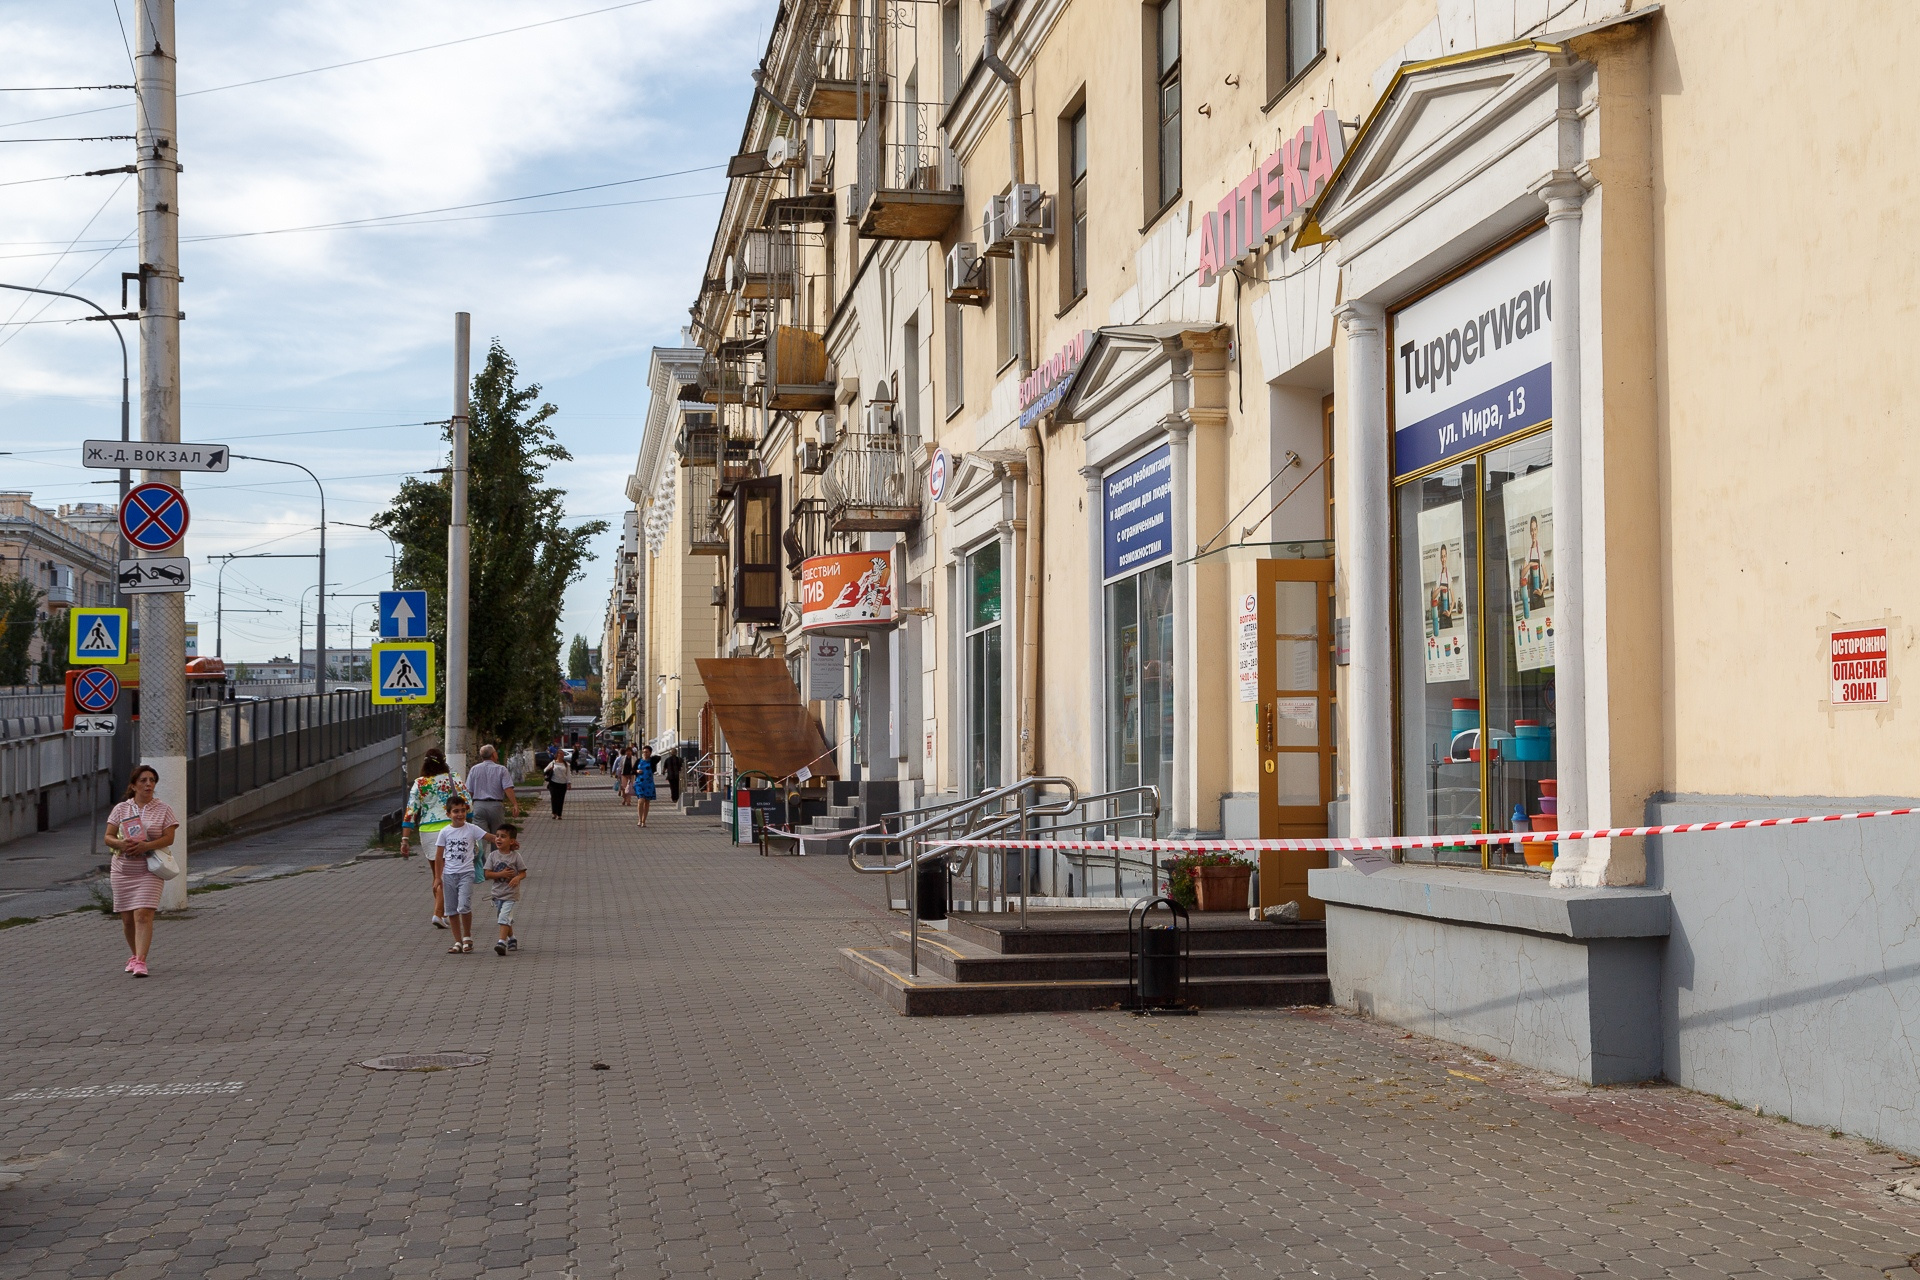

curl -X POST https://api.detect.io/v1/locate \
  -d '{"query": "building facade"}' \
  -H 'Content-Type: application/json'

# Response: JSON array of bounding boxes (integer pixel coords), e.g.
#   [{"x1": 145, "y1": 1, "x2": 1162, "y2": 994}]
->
[{"x1": 614, "y1": 0, "x2": 1920, "y2": 1149}]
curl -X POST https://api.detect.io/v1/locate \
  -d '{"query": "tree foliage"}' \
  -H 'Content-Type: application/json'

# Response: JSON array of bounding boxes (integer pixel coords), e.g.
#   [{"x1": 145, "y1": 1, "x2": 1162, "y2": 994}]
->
[
  {"x1": 35, "y1": 607, "x2": 70, "y2": 685},
  {"x1": 372, "y1": 341, "x2": 607, "y2": 751},
  {"x1": 0, "y1": 578, "x2": 42, "y2": 687},
  {"x1": 568, "y1": 634, "x2": 591, "y2": 681}
]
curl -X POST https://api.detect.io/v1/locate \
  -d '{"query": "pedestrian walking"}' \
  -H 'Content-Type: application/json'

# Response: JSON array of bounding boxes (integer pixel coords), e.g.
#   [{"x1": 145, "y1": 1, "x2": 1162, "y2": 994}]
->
[
  {"x1": 103, "y1": 764, "x2": 178, "y2": 978},
  {"x1": 432, "y1": 797, "x2": 488, "y2": 953},
  {"x1": 615, "y1": 746, "x2": 636, "y2": 806},
  {"x1": 663, "y1": 750, "x2": 683, "y2": 804},
  {"x1": 543, "y1": 750, "x2": 572, "y2": 819},
  {"x1": 401, "y1": 749, "x2": 469, "y2": 929},
  {"x1": 464, "y1": 744, "x2": 519, "y2": 833},
  {"x1": 634, "y1": 745, "x2": 657, "y2": 828},
  {"x1": 483, "y1": 823, "x2": 528, "y2": 955}
]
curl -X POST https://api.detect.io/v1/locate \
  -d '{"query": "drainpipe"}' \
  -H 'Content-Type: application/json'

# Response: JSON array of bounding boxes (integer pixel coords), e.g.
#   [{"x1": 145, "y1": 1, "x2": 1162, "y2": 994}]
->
[{"x1": 984, "y1": 2, "x2": 1044, "y2": 782}]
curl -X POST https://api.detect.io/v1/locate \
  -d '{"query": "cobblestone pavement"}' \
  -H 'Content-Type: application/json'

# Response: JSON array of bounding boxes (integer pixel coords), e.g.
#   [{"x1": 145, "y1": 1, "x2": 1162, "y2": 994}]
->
[{"x1": 3, "y1": 779, "x2": 1917, "y2": 1278}]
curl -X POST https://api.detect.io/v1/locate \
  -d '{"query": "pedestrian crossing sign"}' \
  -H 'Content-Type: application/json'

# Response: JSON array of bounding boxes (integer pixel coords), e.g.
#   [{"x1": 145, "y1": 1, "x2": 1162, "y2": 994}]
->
[
  {"x1": 371, "y1": 641, "x2": 435, "y2": 705},
  {"x1": 68, "y1": 607, "x2": 129, "y2": 665}
]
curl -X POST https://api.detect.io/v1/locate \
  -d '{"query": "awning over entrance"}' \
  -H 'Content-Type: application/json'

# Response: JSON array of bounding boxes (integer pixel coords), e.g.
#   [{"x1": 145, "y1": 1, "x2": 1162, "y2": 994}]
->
[{"x1": 694, "y1": 657, "x2": 838, "y2": 780}]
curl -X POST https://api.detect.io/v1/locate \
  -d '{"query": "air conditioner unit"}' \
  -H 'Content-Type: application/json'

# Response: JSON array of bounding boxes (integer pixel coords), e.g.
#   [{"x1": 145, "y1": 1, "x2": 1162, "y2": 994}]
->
[
  {"x1": 982, "y1": 193, "x2": 1013, "y2": 257},
  {"x1": 806, "y1": 148, "x2": 831, "y2": 192},
  {"x1": 945, "y1": 242, "x2": 988, "y2": 305},
  {"x1": 799, "y1": 441, "x2": 828, "y2": 474},
  {"x1": 817, "y1": 410, "x2": 838, "y2": 447},
  {"x1": 865, "y1": 401, "x2": 897, "y2": 434},
  {"x1": 1009, "y1": 183, "x2": 1053, "y2": 242}
]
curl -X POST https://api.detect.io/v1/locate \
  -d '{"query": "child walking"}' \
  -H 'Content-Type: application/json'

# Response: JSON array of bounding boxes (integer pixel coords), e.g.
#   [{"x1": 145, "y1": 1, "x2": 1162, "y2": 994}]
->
[
  {"x1": 484, "y1": 823, "x2": 529, "y2": 955},
  {"x1": 634, "y1": 745, "x2": 657, "y2": 828},
  {"x1": 432, "y1": 797, "x2": 488, "y2": 954}
]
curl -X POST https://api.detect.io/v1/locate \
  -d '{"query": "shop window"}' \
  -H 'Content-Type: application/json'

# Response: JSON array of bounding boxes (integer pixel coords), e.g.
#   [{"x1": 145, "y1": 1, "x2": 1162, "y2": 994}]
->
[
  {"x1": 1148, "y1": 0, "x2": 1181, "y2": 217},
  {"x1": 965, "y1": 540, "x2": 1003, "y2": 794},
  {"x1": 1107, "y1": 562, "x2": 1174, "y2": 808},
  {"x1": 1394, "y1": 431, "x2": 1555, "y2": 872},
  {"x1": 1266, "y1": 0, "x2": 1324, "y2": 101},
  {"x1": 732, "y1": 477, "x2": 782, "y2": 624}
]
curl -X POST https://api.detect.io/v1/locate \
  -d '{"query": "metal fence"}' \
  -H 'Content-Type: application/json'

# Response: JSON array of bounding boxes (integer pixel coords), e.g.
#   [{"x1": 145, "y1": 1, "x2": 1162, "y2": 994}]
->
[
  {"x1": 0, "y1": 686, "x2": 64, "y2": 727},
  {"x1": 187, "y1": 689, "x2": 404, "y2": 816},
  {"x1": 0, "y1": 729, "x2": 110, "y2": 841}
]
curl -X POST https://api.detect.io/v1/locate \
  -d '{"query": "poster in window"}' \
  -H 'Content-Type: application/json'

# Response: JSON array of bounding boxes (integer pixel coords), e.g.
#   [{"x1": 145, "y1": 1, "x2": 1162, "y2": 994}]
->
[
  {"x1": 1417, "y1": 503, "x2": 1469, "y2": 684},
  {"x1": 1503, "y1": 468, "x2": 1554, "y2": 672}
]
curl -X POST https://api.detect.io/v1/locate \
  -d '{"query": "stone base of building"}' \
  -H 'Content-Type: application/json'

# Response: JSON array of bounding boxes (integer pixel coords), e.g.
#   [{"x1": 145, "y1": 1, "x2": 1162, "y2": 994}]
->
[{"x1": 1309, "y1": 865, "x2": 1671, "y2": 1085}]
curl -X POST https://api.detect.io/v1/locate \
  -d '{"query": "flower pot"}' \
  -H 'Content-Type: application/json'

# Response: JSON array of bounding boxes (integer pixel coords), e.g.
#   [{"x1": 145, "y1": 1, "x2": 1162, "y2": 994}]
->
[{"x1": 1193, "y1": 864, "x2": 1253, "y2": 912}]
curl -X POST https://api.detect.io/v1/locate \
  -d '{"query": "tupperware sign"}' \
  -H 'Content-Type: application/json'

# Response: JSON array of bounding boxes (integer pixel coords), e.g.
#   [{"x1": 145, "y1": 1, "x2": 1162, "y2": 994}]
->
[
  {"x1": 1104, "y1": 445, "x2": 1173, "y2": 581},
  {"x1": 1391, "y1": 232, "x2": 1552, "y2": 477},
  {"x1": 1831, "y1": 626, "x2": 1889, "y2": 705}
]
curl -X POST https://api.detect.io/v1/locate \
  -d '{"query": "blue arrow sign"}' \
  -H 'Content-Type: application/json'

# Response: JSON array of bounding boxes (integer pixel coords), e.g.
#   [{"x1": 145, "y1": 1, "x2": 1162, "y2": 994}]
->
[
  {"x1": 378, "y1": 589, "x2": 428, "y2": 639},
  {"x1": 73, "y1": 668, "x2": 119, "y2": 713}
]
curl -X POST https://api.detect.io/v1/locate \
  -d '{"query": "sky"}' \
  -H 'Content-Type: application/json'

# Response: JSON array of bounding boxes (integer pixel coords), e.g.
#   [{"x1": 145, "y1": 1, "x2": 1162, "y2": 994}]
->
[{"x1": 0, "y1": 0, "x2": 769, "y2": 665}]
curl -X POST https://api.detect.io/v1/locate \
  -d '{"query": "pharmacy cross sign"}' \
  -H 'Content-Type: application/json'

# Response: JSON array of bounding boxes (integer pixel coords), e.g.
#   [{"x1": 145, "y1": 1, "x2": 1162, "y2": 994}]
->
[{"x1": 119, "y1": 482, "x2": 190, "y2": 552}]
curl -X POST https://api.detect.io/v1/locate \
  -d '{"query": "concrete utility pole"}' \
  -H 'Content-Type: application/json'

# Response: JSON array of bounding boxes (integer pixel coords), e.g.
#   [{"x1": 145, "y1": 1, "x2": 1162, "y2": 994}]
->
[
  {"x1": 445, "y1": 313, "x2": 471, "y2": 774},
  {"x1": 136, "y1": 0, "x2": 190, "y2": 910}
]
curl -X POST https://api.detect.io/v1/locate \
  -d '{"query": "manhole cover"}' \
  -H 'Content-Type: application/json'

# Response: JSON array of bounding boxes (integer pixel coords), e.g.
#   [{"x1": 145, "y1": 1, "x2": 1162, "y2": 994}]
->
[{"x1": 359, "y1": 1053, "x2": 487, "y2": 1072}]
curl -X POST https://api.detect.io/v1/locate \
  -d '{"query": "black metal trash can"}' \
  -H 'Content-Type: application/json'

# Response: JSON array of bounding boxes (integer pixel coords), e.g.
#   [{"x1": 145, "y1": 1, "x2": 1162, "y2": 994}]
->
[
  {"x1": 1136, "y1": 927, "x2": 1181, "y2": 1003},
  {"x1": 915, "y1": 862, "x2": 949, "y2": 921}
]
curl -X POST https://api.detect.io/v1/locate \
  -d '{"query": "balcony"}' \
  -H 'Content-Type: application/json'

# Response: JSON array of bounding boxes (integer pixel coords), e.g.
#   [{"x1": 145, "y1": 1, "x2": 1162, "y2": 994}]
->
[
  {"x1": 823, "y1": 430, "x2": 920, "y2": 532},
  {"x1": 727, "y1": 230, "x2": 796, "y2": 300},
  {"x1": 766, "y1": 326, "x2": 835, "y2": 411},
  {"x1": 800, "y1": 4, "x2": 881, "y2": 120},
  {"x1": 782, "y1": 496, "x2": 837, "y2": 576},
  {"x1": 45, "y1": 581, "x2": 76, "y2": 608},
  {"x1": 695, "y1": 353, "x2": 749, "y2": 405},
  {"x1": 854, "y1": 100, "x2": 962, "y2": 240},
  {"x1": 684, "y1": 465, "x2": 727, "y2": 557}
]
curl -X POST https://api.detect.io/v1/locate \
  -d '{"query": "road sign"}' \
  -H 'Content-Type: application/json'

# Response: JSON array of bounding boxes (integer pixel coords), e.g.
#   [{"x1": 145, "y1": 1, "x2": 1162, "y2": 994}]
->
[
  {"x1": 68, "y1": 607, "x2": 129, "y2": 665},
  {"x1": 118, "y1": 556, "x2": 191, "y2": 594},
  {"x1": 120, "y1": 482, "x2": 190, "y2": 552},
  {"x1": 82, "y1": 439, "x2": 230, "y2": 472},
  {"x1": 72, "y1": 668, "x2": 119, "y2": 713},
  {"x1": 73, "y1": 714, "x2": 117, "y2": 737},
  {"x1": 378, "y1": 589, "x2": 428, "y2": 639},
  {"x1": 371, "y1": 641, "x2": 435, "y2": 704}
]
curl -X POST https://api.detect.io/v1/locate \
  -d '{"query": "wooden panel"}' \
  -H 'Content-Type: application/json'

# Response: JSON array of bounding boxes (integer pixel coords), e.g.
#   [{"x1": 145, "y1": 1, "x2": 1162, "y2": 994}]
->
[{"x1": 695, "y1": 658, "x2": 838, "y2": 780}]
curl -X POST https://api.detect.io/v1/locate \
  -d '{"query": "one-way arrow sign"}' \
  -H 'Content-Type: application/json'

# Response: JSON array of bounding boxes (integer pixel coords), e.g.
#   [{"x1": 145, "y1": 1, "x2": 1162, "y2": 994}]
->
[
  {"x1": 83, "y1": 440, "x2": 230, "y2": 473},
  {"x1": 378, "y1": 589, "x2": 428, "y2": 639}
]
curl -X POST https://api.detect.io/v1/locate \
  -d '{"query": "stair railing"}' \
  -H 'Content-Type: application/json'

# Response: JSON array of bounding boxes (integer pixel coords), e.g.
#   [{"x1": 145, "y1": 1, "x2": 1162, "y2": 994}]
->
[
  {"x1": 1025, "y1": 785, "x2": 1163, "y2": 900},
  {"x1": 848, "y1": 775, "x2": 1078, "y2": 976}
]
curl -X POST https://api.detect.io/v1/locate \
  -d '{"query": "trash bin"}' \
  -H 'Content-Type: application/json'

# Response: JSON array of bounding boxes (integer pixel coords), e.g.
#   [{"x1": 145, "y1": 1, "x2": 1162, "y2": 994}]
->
[
  {"x1": 1128, "y1": 895, "x2": 1190, "y2": 1012},
  {"x1": 915, "y1": 861, "x2": 948, "y2": 921},
  {"x1": 1136, "y1": 926, "x2": 1180, "y2": 1004}
]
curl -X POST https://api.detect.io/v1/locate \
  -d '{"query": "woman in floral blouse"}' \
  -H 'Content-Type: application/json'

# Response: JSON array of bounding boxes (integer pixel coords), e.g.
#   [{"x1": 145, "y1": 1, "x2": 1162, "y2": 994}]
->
[{"x1": 400, "y1": 750, "x2": 468, "y2": 929}]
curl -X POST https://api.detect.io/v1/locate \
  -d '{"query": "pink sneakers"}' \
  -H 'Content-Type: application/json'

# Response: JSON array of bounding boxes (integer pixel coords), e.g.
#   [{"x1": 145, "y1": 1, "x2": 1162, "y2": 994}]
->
[
  {"x1": 129, "y1": 957, "x2": 149, "y2": 977},
  {"x1": 124, "y1": 955, "x2": 138, "y2": 973}
]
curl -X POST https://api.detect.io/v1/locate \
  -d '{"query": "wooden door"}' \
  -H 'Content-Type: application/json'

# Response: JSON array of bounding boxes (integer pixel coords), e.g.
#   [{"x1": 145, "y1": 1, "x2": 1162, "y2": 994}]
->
[{"x1": 1256, "y1": 557, "x2": 1335, "y2": 917}]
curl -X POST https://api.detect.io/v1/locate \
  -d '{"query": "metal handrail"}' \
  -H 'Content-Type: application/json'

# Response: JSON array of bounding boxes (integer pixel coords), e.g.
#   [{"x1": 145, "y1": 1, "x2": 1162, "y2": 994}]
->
[
  {"x1": 849, "y1": 774, "x2": 1078, "y2": 976},
  {"x1": 1029, "y1": 785, "x2": 1163, "y2": 899}
]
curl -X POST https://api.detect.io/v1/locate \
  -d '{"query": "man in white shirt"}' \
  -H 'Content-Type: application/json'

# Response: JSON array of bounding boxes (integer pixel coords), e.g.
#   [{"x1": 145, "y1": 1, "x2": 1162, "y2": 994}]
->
[{"x1": 465, "y1": 745, "x2": 518, "y2": 834}]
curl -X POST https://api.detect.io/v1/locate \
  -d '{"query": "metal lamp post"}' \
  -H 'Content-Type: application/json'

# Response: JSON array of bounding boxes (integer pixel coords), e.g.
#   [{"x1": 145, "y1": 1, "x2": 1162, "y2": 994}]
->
[{"x1": 230, "y1": 454, "x2": 326, "y2": 696}]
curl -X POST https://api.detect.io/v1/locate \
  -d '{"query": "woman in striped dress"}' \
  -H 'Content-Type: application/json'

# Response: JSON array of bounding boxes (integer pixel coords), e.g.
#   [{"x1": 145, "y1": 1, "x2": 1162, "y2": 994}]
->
[{"x1": 104, "y1": 764, "x2": 178, "y2": 978}]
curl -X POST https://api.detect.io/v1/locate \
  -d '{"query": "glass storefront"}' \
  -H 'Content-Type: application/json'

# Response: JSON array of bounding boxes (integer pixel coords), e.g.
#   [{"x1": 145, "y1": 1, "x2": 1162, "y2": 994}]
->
[
  {"x1": 1106, "y1": 562, "x2": 1173, "y2": 806},
  {"x1": 1395, "y1": 429, "x2": 1555, "y2": 871},
  {"x1": 965, "y1": 540, "x2": 1003, "y2": 795}
]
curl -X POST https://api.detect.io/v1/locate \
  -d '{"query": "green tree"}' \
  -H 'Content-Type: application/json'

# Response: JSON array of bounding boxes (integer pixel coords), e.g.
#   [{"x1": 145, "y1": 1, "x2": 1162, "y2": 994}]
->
[
  {"x1": 373, "y1": 340, "x2": 607, "y2": 751},
  {"x1": 568, "y1": 634, "x2": 590, "y2": 681},
  {"x1": 35, "y1": 607, "x2": 70, "y2": 685},
  {"x1": 0, "y1": 578, "x2": 42, "y2": 687}
]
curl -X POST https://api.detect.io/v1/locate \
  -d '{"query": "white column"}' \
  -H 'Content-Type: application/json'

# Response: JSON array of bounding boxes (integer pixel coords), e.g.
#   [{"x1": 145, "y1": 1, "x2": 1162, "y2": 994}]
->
[
  {"x1": 1166, "y1": 416, "x2": 1194, "y2": 833},
  {"x1": 1541, "y1": 177, "x2": 1591, "y2": 887},
  {"x1": 1337, "y1": 301, "x2": 1392, "y2": 839},
  {"x1": 1080, "y1": 464, "x2": 1107, "y2": 796}
]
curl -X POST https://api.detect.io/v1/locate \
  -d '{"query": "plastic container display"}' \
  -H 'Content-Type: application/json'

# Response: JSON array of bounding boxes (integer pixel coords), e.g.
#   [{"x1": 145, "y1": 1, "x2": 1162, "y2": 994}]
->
[
  {"x1": 1508, "y1": 736, "x2": 1552, "y2": 762},
  {"x1": 1537, "y1": 797, "x2": 1558, "y2": 816},
  {"x1": 1538, "y1": 778, "x2": 1558, "y2": 797},
  {"x1": 1529, "y1": 813, "x2": 1557, "y2": 833},
  {"x1": 1451, "y1": 698, "x2": 1481, "y2": 735}
]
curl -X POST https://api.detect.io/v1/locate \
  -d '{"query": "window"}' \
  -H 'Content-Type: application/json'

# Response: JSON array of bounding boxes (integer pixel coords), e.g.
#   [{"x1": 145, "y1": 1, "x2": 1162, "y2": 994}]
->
[
  {"x1": 965, "y1": 540, "x2": 1003, "y2": 795},
  {"x1": 941, "y1": 0, "x2": 962, "y2": 105},
  {"x1": 1152, "y1": 0, "x2": 1182, "y2": 214},
  {"x1": 732, "y1": 477, "x2": 782, "y2": 624},
  {"x1": 902, "y1": 313, "x2": 920, "y2": 437},
  {"x1": 1107, "y1": 562, "x2": 1174, "y2": 807},
  {"x1": 944, "y1": 301, "x2": 965, "y2": 417},
  {"x1": 993, "y1": 253, "x2": 1013, "y2": 370},
  {"x1": 1268, "y1": 0, "x2": 1324, "y2": 98},
  {"x1": 1063, "y1": 105, "x2": 1089, "y2": 302}
]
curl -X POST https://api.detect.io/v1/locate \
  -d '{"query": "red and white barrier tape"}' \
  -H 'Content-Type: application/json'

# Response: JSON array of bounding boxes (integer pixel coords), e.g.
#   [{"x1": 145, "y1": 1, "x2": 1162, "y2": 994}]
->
[{"x1": 925, "y1": 807, "x2": 1919, "y2": 855}]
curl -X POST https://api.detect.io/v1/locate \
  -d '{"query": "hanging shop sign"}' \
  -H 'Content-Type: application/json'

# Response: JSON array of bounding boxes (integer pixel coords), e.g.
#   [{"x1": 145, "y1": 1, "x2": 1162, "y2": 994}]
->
[
  {"x1": 1102, "y1": 445, "x2": 1173, "y2": 582},
  {"x1": 799, "y1": 552, "x2": 895, "y2": 635},
  {"x1": 1831, "y1": 626, "x2": 1890, "y2": 706},
  {"x1": 1017, "y1": 329, "x2": 1095, "y2": 427},
  {"x1": 927, "y1": 447, "x2": 949, "y2": 502},
  {"x1": 1198, "y1": 107, "x2": 1345, "y2": 287},
  {"x1": 1391, "y1": 231, "x2": 1552, "y2": 478}
]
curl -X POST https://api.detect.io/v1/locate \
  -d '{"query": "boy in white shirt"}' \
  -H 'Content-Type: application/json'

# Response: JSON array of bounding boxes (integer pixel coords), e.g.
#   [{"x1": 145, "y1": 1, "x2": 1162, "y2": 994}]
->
[{"x1": 432, "y1": 798, "x2": 491, "y2": 954}]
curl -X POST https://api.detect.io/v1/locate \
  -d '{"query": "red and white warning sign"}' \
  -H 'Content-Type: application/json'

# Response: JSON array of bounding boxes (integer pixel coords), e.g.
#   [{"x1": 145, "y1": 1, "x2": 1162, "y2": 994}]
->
[{"x1": 1831, "y1": 626, "x2": 1889, "y2": 706}]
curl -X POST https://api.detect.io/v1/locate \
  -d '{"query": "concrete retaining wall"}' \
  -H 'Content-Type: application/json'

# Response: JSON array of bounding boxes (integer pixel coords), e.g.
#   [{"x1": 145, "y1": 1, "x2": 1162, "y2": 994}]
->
[{"x1": 188, "y1": 733, "x2": 406, "y2": 840}]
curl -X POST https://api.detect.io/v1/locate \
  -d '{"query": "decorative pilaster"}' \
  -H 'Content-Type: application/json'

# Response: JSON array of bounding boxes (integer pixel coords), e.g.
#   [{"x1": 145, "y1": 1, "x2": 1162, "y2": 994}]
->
[
  {"x1": 1080, "y1": 462, "x2": 1108, "y2": 796},
  {"x1": 1165, "y1": 415, "x2": 1196, "y2": 833},
  {"x1": 1336, "y1": 299, "x2": 1391, "y2": 839}
]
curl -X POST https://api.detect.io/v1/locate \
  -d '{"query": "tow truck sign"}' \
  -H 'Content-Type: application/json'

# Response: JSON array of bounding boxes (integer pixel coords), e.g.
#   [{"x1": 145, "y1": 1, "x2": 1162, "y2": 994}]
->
[{"x1": 1831, "y1": 626, "x2": 1889, "y2": 706}]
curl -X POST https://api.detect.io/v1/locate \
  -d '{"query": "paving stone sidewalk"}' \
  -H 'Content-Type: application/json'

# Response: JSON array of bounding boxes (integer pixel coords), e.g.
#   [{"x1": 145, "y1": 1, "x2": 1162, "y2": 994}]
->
[{"x1": 2, "y1": 779, "x2": 1916, "y2": 1279}]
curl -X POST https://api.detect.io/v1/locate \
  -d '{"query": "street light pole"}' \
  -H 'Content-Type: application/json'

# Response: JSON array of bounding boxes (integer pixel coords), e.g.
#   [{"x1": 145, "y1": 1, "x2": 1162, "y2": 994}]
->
[
  {"x1": 207, "y1": 552, "x2": 313, "y2": 658},
  {"x1": 230, "y1": 455, "x2": 326, "y2": 698},
  {"x1": 0, "y1": 280, "x2": 136, "y2": 797},
  {"x1": 330, "y1": 521, "x2": 398, "y2": 581},
  {"x1": 446, "y1": 312, "x2": 472, "y2": 774}
]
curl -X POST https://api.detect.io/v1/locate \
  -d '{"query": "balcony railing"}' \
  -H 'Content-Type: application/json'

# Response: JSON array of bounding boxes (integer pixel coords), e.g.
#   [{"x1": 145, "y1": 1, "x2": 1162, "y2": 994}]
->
[
  {"x1": 854, "y1": 99, "x2": 963, "y2": 240},
  {"x1": 685, "y1": 465, "x2": 727, "y2": 556},
  {"x1": 801, "y1": 2, "x2": 881, "y2": 120},
  {"x1": 824, "y1": 430, "x2": 920, "y2": 532},
  {"x1": 782, "y1": 496, "x2": 837, "y2": 575}
]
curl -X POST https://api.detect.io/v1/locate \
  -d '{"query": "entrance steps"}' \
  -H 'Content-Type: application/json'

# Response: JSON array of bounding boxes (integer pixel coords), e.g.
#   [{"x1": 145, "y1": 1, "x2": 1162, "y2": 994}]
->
[{"x1": 838, "y1": 909, "x2": 1330, "y2": 1016}]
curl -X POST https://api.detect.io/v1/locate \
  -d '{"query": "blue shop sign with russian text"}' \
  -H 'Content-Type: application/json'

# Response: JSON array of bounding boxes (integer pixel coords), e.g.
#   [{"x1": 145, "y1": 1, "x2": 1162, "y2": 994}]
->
[{"x1": 1103, "y1": 445, "x2": 1173, "y2": 581}]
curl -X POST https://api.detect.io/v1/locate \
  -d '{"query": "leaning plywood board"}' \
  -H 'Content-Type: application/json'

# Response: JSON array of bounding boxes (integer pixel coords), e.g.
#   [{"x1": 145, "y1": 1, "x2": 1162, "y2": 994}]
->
[{"x1": 695, "y1": 657, "x2": 838, "y2": 779}]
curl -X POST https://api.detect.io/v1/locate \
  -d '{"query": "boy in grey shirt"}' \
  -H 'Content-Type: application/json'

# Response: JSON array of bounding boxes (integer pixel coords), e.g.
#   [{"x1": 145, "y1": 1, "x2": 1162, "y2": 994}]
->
[{"x1": 483, "y1": 823, "x2": 528, "y2": 956}]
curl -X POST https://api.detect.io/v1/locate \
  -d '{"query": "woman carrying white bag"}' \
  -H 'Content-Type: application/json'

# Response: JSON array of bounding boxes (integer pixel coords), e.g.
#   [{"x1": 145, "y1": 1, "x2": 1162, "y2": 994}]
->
[{"x1": 104, "y1": 763, "x2": 179, "y2": 978}]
